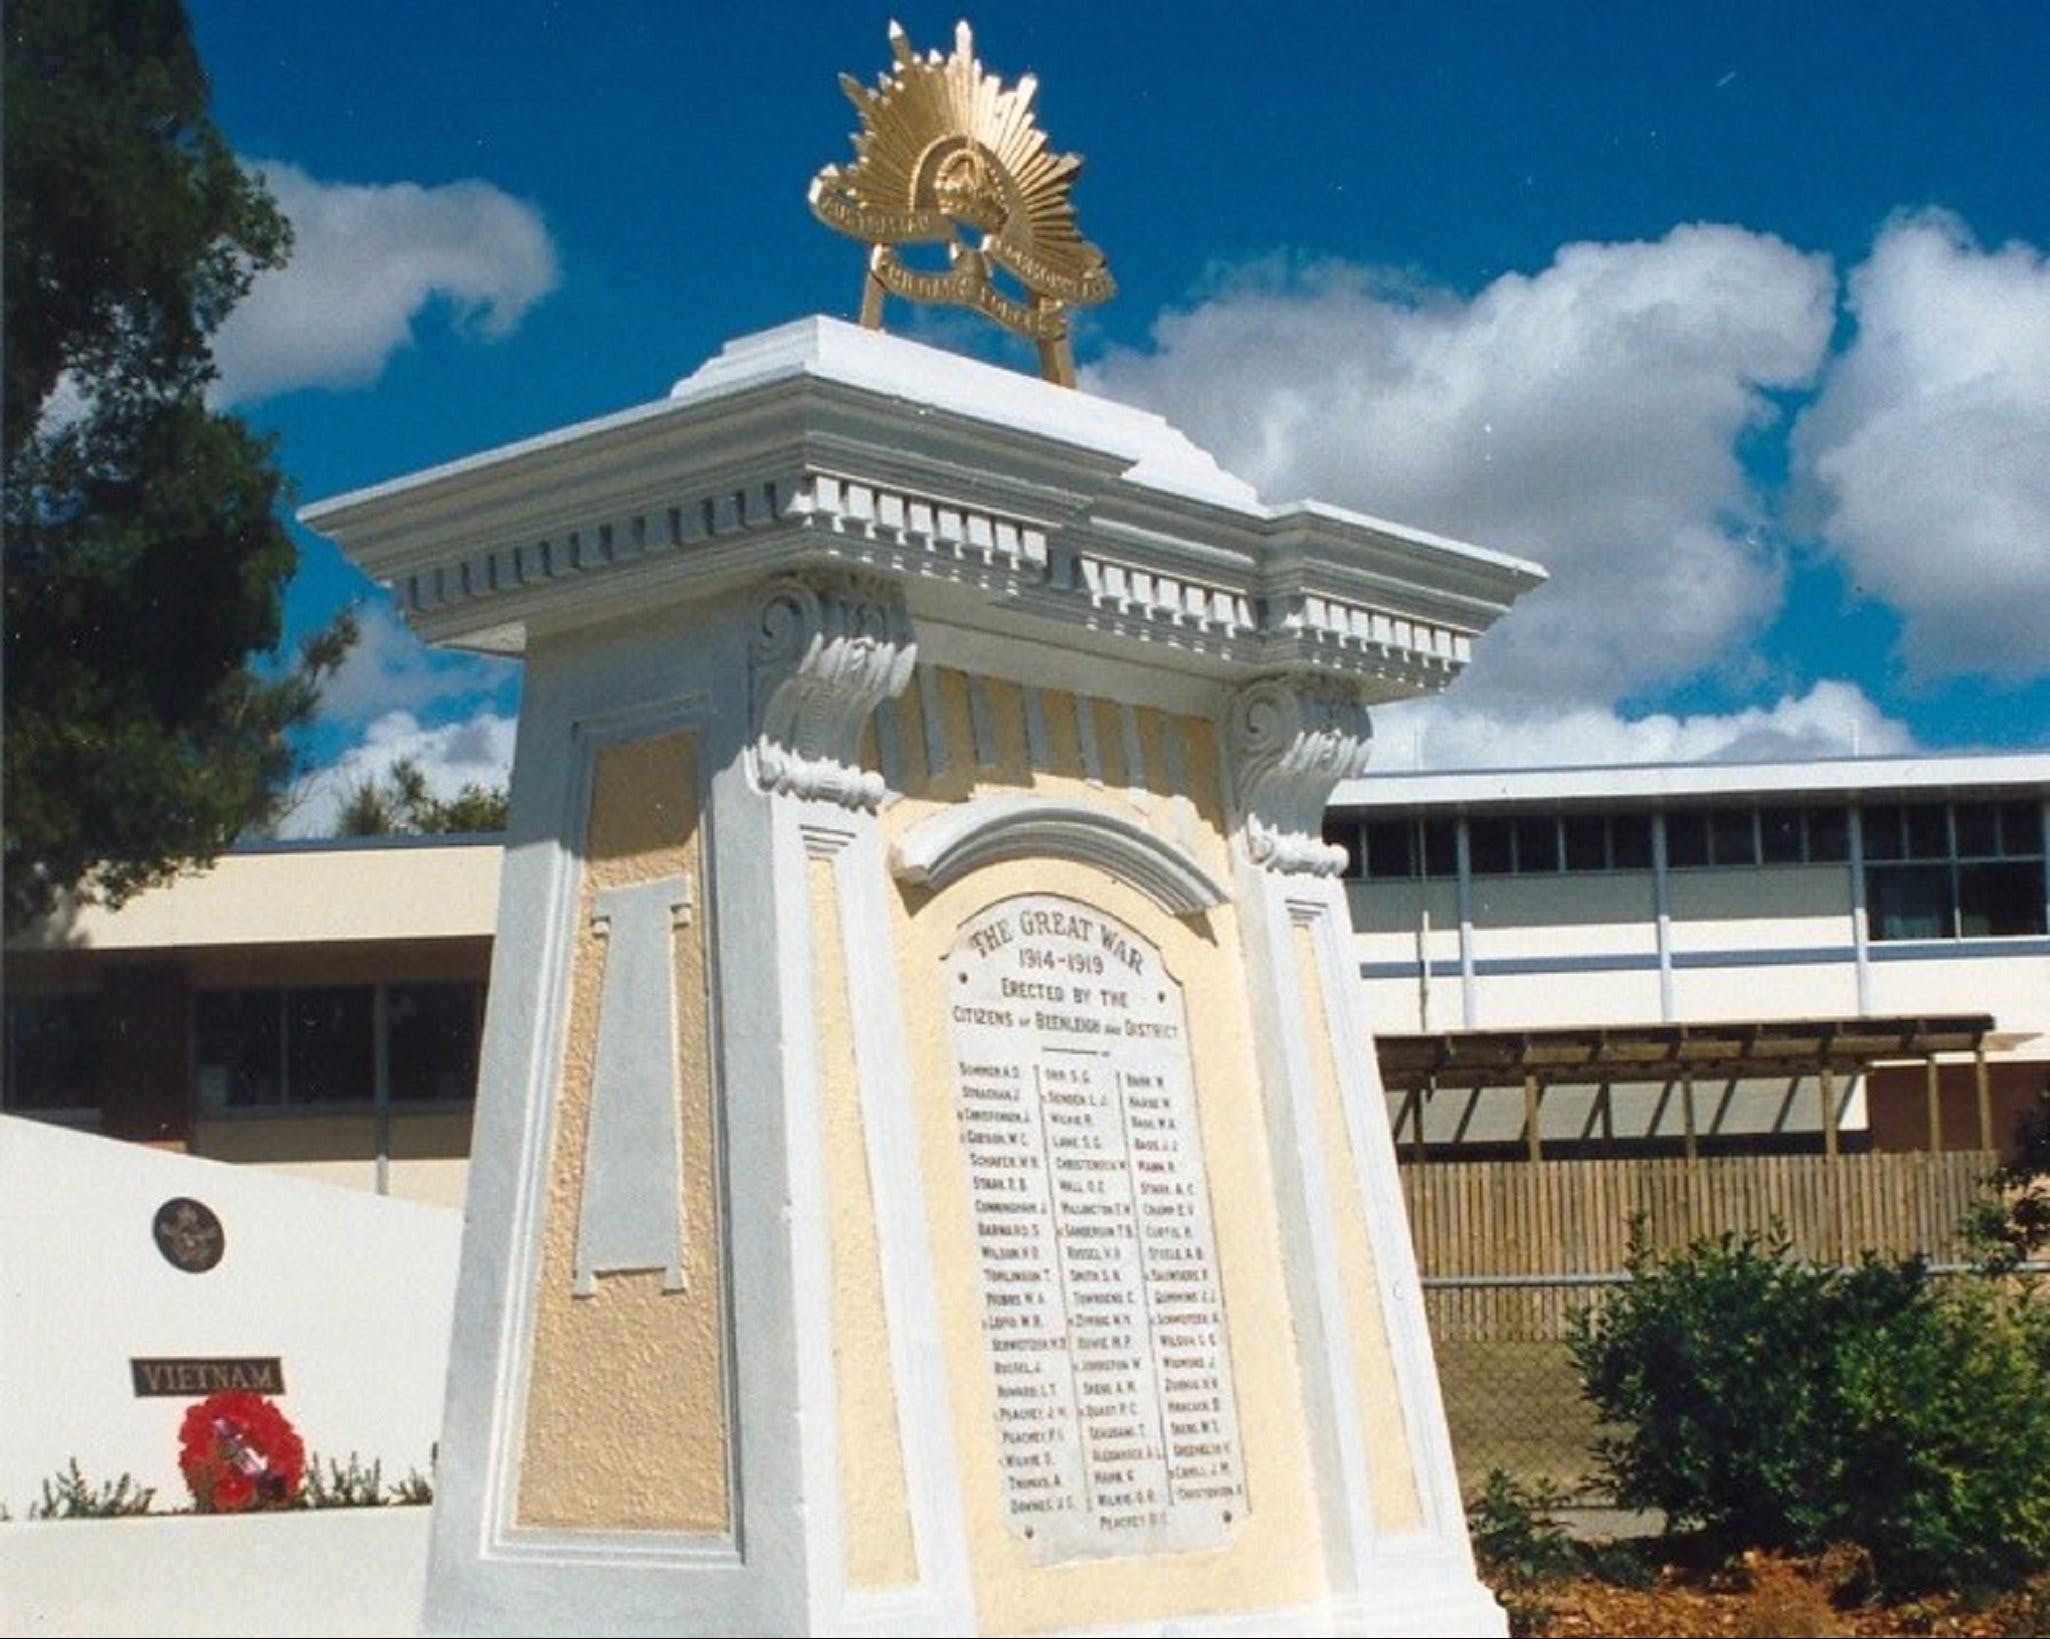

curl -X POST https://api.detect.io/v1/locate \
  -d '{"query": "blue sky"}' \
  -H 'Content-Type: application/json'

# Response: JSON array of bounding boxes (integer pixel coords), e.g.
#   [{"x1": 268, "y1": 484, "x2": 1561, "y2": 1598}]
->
[{"x1": 183, "y1": 2, "x2": 2050, "y2": 826}]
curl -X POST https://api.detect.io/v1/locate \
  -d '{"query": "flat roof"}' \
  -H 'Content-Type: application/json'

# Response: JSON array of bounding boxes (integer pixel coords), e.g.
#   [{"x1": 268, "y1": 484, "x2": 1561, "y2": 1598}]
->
[
  {"x1": 1376, "y1": 1016, "x2": 1999, "y2": 1092},
  {"x1": 1331, "y1": 751, "x2": 2050, "y2": 813}
]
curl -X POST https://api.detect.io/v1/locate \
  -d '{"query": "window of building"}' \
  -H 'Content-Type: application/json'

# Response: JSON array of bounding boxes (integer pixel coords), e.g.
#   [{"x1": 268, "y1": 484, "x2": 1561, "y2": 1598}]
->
[
  {"x1": 1999, "y1": 800, "x2": 2045, "y2": 855},
  {"x1": 1422, "y1": 818, "x2": 1459, "y2": 878},
  {"x1": 1468, "y1": 817, "x2": 1514, "y2": 875},
  {"x1": 1609, "y1": 813, "x2": 1655, "y2": 869},
  {"x1": 1329, "y1": 793, "x2": 2037, "y2": 894},
  {"x1": 1364, "y1": 818, "x2": 1418, "y2": 880},
  {"x1": 2, "y1": 993, "x2": 100, "y2": 1113},
  {"x1": 1323, "y1": 816, "x2": 1364, "y2": 879},
  {"x1": 1805, "y1": 805, "x2": 1850, "y2": 863},
  {"x1": 194, "y1": 989, "x2": 285, "y2": 1108},
  {"x1": 388, "y1": 983, "x2": 485, "y2": 1103},
  {"x1": 1664, "y1": 802, "x2": 1852, "y2": 869},
  {"x1": 1710, "y1": 806, "x2": 1759, "y2": 867},
  {"x1": 1562, "y1": 814, "x2": 1608, "y2": 871},
  {"x1": 1514, "y1": 815, "x2": 1561, "y2": 873},
  {"x1": 285, "y1": 987, "x2": 374, "y2": 1105},
  {"x1": 1760, "y1": 805, "x2": 1804, "y2": 863},
  {"x1": 1867, "y1": 865, "x2": 1953, "y2": 941},
  {"x1": 1865, "y1": 798, "x2": 2048, "y2": 942},
  {"x1": 1665, "y1": 810, "x2": 1710, "y2": 868},
  {"x1": 195, "y1": 983, "x2": 484, "y2": 1110}
]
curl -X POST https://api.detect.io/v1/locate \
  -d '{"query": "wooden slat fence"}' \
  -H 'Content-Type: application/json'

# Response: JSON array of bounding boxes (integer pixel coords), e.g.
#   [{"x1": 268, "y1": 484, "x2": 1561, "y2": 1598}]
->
[{"x1": 1402, "y1": 1151, "x2": 1997, "y2": 1340}]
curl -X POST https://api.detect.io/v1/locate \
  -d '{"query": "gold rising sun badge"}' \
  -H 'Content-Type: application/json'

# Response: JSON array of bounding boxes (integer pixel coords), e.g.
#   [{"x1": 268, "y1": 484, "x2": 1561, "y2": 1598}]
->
[{"x1": 810, "y1": 20, "x2": 1115, "y2": 387}]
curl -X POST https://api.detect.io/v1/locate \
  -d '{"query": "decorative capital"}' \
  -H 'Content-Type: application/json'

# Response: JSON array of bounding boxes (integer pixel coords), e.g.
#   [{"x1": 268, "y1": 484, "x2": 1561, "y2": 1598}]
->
[
  {"x1": 749, "y1": 573, "x2": 916, "y2": 810},
  {"x1": 1224, "y1": 674, "x2": 1374, "y2": 876}
]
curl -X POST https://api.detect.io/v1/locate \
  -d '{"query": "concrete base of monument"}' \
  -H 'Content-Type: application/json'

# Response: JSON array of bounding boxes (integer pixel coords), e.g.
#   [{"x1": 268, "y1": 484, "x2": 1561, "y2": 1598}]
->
[{"x1": 420, "y1": 1572, "x2": 1508, "y2": 1639}]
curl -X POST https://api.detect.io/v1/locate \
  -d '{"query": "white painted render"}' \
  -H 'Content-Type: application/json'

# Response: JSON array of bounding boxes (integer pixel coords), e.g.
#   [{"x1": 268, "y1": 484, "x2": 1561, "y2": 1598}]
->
[{"x1": 0, "y1": 1116, "x2": 459, "y2": 1516}]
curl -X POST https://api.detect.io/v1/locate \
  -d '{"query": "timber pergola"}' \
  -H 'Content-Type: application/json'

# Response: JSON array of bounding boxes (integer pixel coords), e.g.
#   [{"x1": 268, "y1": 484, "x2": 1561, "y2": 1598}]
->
[{"x1": 1375, "y1": 1014, "x2": 1998, "y2": 1161}]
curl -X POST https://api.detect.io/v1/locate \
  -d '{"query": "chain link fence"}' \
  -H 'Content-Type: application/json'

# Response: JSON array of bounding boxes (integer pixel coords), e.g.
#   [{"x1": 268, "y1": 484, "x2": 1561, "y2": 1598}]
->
[
  {"x1": 1421, "y1": 1262, "x2": 2046, "y2": 1509},
  {"x1": 1423, "y1": 1273, "x2": 1626, "y2": 1504}
]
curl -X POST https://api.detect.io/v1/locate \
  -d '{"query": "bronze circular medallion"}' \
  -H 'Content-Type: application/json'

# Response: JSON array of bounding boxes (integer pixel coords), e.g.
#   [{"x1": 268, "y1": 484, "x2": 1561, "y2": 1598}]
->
[{"x1": 152, "y1": 1197, "x2": 225, "y2": 1274}]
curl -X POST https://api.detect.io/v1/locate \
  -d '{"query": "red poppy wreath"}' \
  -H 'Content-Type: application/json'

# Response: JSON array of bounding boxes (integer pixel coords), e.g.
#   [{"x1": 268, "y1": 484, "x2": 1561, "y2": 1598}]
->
[{"x1": 177, "y1": 1391, "x2": 306, "y2": 1512}]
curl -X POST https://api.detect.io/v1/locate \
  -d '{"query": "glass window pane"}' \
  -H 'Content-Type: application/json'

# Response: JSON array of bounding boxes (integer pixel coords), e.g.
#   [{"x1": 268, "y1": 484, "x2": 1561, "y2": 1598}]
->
[
  {"x1": 195, "y1": 990, "x2": 283, "y2": 1109},
  {"x1": 1364, "y1": 819, "x2": 1417, "y2": 880},
  {"x1": 3, "y1": 994, "x2": 99, "y2": 1111},
  {"x1": 1957, "y1": 861, "x2": 2047, "y2": 938},
  {"x1": 1805, "y1": 805, "x2": 1849, "y2": 863},
  {"x1": 1514, "y1": 816, "x2": 1560, "y2": 874},
  {"x1": 1322, "y1": 817, "x2": 1363, "y2": 879},
  {"x1": 1760, "y1": 806, "x2": 1804, "y2": 864},
  {"x1": 285, "y1": 987, "x2": 373, "y2": 1106},
  {"x1": 1953, "y1": 803, "x2": 2000, "y2": 858},
  {"x1": 1905, "y1": 803, "x2": 1950, "y2": 860},
  {"x1": 1862, "y1": 803, "x2": 1904, "y2": 861},
  {"x1": 1999, "y1": 800, "x2": 2044, "y2": 858},
  {"x1": 1665, "y1": 811, "x2": 1710, "y2": 869},
  {"x1": 1866, "y1": 865, "x2": 1953, "y2": 942},
  {"x1": 387, "y1": 984, "x2": 483, "y2": 1103},
  {"x1": 1422, "y1": 818, "x2": 1459, "y2": 879},
  {"x1": 1711, "y1": 807, "x2": 1759, "y2": 867},
  {"x1": 1609, "y1": 813, "x2": 1654, "y2": 869},
  {"x1": 1563, "y1": 814, "x2": 1608, "y2": 871},
  {"x1": 1469, "y1": 818, "x2": 1513, "y2": 875}
]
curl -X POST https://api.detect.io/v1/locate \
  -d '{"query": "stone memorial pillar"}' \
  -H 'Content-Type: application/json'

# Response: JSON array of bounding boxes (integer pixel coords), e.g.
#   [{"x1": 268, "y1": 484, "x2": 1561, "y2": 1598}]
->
[{"x1": 307, "y1": 317, "x2": 1541, "y2": 1636}]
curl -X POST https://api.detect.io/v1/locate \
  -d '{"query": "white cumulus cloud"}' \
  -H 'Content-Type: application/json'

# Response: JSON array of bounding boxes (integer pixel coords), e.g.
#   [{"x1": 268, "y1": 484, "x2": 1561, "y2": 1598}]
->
[
  {"x1": 1089, "y1": 226, "x2": 1838, "y2": 715},
  {"x1": 1370, "y1": 680, "x2": 1916, "y2": 772},
  {"x1": 280, "y1": 708, "x2": 518, "y2": 839},
  {"x1": 211, "y1": 161, "x2": 560, "y2": 405},
  {"x1": 1792, "y1": 211, "x2": 2050, "y2": 681},
  {"x1": 318, "y1": 600, "x2": 520, "y2": 728}
]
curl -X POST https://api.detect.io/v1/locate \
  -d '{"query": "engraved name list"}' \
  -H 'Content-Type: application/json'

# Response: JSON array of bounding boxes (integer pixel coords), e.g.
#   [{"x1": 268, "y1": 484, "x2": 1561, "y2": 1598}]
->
[{"x1": 945, "y1": 894, "x2": 1247, "y2": 1563}]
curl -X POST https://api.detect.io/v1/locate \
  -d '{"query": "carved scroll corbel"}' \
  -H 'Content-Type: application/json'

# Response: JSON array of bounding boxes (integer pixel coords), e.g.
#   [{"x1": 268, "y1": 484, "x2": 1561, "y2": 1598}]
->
[
  {"x1": 748, "y1": 572, "x2": 916, "y2": 810},
  {"x1": 1224, "y1": 673, "x2": 1374, "y2": 876}
]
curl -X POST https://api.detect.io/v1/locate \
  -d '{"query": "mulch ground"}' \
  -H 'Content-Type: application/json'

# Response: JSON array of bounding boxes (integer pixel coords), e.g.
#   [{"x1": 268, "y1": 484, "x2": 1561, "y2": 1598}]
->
[{"x1": 1511, "y1": 1546, "x2": 2050, "y2": 1638}]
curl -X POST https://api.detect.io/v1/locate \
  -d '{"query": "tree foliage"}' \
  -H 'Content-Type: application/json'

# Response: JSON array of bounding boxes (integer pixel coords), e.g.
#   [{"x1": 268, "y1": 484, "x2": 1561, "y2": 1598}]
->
[
  {"x1": 1570, "y1": 1225, "x2": 2050, "y2": 1598},
  {"x1": 333, "y1": 759, "x2": 509, "y2": 838},
  {"x1": 1964, "y1": 1091, "x2": 2050, "y2": 1271},
  {"x1": 3, "y1": 0, "x2": 348, "y2": 932}
]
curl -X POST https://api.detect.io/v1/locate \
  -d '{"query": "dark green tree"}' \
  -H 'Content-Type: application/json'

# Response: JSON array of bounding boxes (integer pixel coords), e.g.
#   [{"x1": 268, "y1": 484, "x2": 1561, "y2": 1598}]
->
[
  {"x1": 3, "y1": 0, "x2": 349, "y2": 932},
  {"x1": 332, "y1": 758, "x2": 509, "y2": 838}
]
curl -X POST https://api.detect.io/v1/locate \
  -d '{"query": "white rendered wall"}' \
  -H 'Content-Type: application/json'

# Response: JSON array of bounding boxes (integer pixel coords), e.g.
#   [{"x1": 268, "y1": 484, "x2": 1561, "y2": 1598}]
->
[
  {"x1": 0, "y1": 1507, "x2": 430, "y2": 1638},
  {"x1": 1866, "y1": 947, "x2": 2050, "y2": 1026},
  {"x1": 0, "y1": 1117, "x2": 459, "y2": 1516}
]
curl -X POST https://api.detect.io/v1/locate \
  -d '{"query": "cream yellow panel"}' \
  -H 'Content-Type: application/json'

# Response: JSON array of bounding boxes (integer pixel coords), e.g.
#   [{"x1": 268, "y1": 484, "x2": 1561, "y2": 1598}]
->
[
  {"x1": 516, "y1": 732, "x2": 730, "y2": 1535},
  {"x1": 893, "y1": 856, "x2": 1324, "y2": 1634}
]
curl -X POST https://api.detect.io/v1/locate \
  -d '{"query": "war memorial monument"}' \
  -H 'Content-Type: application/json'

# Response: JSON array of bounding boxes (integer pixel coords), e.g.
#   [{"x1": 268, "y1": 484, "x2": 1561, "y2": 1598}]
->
[{"x1": 304, "y1": 23, "x2": 1544, "y2": 1635}]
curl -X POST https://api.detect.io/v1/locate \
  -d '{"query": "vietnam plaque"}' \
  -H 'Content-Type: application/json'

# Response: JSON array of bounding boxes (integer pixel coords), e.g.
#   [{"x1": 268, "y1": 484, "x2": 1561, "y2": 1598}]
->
[{"x1": 946, "y1": 895, "x2": 1247, "y2": 1563}]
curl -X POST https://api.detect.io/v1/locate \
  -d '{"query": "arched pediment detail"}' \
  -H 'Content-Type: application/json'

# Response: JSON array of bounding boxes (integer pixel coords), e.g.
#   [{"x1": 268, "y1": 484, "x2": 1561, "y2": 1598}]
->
[{"x1": 890, "y1": 796, "x2": 1227, "y2": 917}]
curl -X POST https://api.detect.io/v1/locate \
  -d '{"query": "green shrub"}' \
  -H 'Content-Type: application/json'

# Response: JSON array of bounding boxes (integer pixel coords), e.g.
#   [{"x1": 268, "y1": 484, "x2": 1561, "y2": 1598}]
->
[
  {"x1": 297, "y1": 1452, "x2": 434, "y2": 1508},
  {"x1": 29, "y1": 1461, "x2": 156, "y2": 1519},
  {"x1": 1467, "y1": 1467, "x2": 1579, "y2": 1591},
  {"x1": 1570, "y1": 1225, "x2": 2050, "y2": 1597},
  {"x1": 1466, "y1": 1468, "x2": 1580, "y2": 1633}
]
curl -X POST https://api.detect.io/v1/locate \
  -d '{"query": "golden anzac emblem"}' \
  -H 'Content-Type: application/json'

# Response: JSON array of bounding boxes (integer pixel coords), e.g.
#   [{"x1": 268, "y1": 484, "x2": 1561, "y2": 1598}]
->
[{"x1": 810, "y1": 20, "x2": 1115, "y2": 387}]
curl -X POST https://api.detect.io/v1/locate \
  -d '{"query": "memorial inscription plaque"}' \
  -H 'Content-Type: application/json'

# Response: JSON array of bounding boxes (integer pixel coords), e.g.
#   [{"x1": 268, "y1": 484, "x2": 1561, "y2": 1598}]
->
[{"x1": 946, "y1": 894, "x2": 1247, "y2": 1563}]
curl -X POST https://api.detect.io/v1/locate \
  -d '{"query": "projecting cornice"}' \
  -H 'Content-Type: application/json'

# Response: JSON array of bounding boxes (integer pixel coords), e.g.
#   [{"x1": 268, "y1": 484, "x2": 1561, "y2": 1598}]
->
[{"x1": 300, "y1": 318, "x2": 1544, "y2": 697}]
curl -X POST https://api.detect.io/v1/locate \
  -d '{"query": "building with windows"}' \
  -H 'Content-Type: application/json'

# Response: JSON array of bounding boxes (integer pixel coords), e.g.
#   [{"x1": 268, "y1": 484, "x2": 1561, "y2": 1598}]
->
[
  {"x1": 3, "y1": 836, "x2": 498, "y2": 1204},
  {"x1": 1323, "y1": 753, "x2": 2050, "y2": 1162},
  {"x1": 7, "y1": 754, "x2": 2047, "y2": 1194}
]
